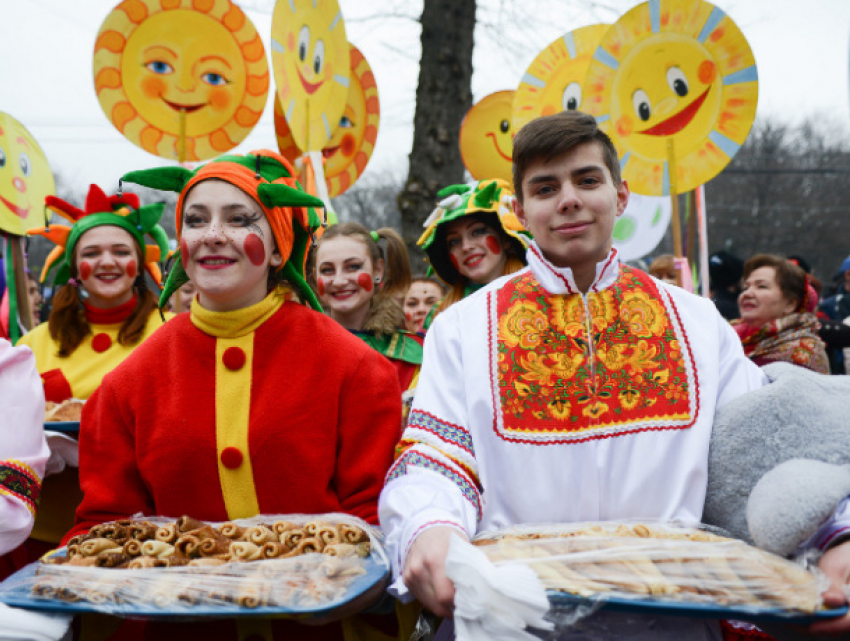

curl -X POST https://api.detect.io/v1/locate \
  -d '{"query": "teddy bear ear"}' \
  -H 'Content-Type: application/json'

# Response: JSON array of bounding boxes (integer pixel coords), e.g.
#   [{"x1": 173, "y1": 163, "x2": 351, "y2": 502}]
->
[{"x1": 747, "y1": 459, "x2": 850, "y2": 556}]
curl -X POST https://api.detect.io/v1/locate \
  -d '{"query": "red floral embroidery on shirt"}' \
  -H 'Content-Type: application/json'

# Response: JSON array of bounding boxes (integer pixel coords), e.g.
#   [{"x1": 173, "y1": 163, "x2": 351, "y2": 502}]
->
[{"x1": 492, "y1": 267, "x2": 698, "y2": 444}]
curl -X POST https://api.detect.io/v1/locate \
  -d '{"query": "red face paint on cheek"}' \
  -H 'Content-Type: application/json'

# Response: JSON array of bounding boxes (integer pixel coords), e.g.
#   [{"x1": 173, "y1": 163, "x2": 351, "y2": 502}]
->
[
  {"x1": 181, "y1": 239, "x2": 190, "y2": 261},
  {"x1": 79, "y1": 261, "x2": 92, "y2": 281},
  {"x1": 485, "y1": 235, "x2": 502, "y2": 255},
  {"x1": 243, "y1": 233, "x2": 266, "y2": 266},
  {"x1": 405, "y1": 311, "x2": 412, "y2": 322},
  {"x1": 126, "y1": 260, "x2": 137, "y2": 279},
  {"x1": 317, "y1": 277, "x2": 325, "y2": 297},
  {"x1": 450, "y1": 254, "x2": 460, "y2": 271},
  {"x1": 357, "y1": 273, "x2": 373, "y2": 292}
]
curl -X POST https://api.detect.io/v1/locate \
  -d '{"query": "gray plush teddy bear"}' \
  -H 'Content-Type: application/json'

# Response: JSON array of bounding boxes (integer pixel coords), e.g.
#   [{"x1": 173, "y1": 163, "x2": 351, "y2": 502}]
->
[{"x1": 704, "y1": 361, "x2": 850, "y2": 556}]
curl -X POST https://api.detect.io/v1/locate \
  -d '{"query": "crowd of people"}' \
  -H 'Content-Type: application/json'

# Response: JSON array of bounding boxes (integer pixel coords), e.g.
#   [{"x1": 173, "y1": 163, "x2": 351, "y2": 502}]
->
[{"x1": 2, "y1": 111, "x2": 850, "y2": 640}]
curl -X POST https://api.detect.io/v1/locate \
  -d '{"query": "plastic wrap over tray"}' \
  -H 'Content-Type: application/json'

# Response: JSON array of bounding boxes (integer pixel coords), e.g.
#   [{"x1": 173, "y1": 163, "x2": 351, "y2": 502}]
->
[
  {"x1": 472, "y1": 521, "x2": 840, "y2": 624},
  {"x1": 0, "y1": 513, "x2": 389, "y2": 621}
]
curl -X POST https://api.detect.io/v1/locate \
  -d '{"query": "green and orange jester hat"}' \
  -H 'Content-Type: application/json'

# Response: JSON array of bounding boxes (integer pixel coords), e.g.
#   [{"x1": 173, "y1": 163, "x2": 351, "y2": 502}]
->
[
  {"x1": 28, "y1": 184, "x2": 169, "y2": 288},
  {"x1": 417, "y1": 179, "x2": 531, "y2": 285},
  {"x1": 120, "y1": 149, "x2": 325, "y2": 310}
]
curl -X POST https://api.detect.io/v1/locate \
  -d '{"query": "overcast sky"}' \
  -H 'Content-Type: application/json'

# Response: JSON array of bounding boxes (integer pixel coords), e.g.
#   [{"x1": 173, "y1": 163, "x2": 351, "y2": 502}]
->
[{"x1": 1, "y1": 0, "x2": 848, "y2": 196}]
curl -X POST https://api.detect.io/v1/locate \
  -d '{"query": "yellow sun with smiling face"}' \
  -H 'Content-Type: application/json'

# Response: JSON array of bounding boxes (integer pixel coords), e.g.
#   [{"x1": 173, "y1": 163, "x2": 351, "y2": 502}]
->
[
  {"x1": 0, "y1": 112, "x2": 55, "y2": 236},
  {"x1": 584, "y1": 0, "x2": 758, "y2": 196},
  {"x1": 93, "y1": 0, "x2": 269, "y2": 161},
  {"x1": 512, "y1": 24, "x2": 609, "y2": 133},
  {"x1": 275, "y1": 44, "x2": 380, "y2": 197},
  {"x1": 459, "y1": 90, "x2": 515, "y2": 184},
  {"x1": 272, "y1": 0, "x2": 350, "y2": 153}
]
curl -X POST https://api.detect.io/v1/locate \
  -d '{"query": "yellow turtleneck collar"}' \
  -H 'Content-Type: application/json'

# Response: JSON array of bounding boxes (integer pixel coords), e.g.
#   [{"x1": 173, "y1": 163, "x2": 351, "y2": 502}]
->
[{"x1": 190, "y1": 288, "x2": 286, "y2": 338}]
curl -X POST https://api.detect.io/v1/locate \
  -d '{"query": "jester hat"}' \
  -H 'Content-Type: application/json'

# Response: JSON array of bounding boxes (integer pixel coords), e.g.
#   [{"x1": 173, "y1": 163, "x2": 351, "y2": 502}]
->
[
  {"x1": 120, "y1": 150, "x2": 325, "y2": 310},
  {"x1": 417, "y1": 179, "x2": 531, "y2": 285},
  {"x1": 28, "y1": 184, "x2": 170, "y2": 288}
]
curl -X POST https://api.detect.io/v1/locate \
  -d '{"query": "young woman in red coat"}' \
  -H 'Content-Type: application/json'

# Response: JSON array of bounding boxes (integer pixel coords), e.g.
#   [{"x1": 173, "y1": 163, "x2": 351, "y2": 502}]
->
[{"x1": 70, "y1": 151, "x2": 403, "y2": 641}]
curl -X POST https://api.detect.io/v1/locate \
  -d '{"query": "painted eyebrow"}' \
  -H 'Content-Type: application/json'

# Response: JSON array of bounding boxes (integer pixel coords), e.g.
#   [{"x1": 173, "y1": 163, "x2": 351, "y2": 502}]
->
[
  {"x1": 143, "y1": 45, "x2": 177, "y2": 57},
  {"x1": 16, "y1": 136, "x2": 30, "y2": 149},
  {"x1": 198, "y1": 55, "x2": 232, "y2": 70}
]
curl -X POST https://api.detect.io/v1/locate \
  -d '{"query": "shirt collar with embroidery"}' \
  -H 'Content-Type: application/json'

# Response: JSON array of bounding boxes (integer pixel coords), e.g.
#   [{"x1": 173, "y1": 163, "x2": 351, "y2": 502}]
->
[{"x1": 524, "y1": 239, "x2": 620, "y2": 295}]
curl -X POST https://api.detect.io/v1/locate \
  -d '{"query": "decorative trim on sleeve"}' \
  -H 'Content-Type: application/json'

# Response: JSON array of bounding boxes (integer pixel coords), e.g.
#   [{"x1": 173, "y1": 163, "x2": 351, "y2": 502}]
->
[
  {"x1": 0, "y1": 459, "x2": 42, "y2": 516},
  {"x1": 387, "y1": 445, "x2": 482, "y2": 519},
  {"x1": 399, "y1": 410, "x2": 479, "y2": 483},
  {"x1": 403, "y1": 519, "x2": 468, "y2": 563}
]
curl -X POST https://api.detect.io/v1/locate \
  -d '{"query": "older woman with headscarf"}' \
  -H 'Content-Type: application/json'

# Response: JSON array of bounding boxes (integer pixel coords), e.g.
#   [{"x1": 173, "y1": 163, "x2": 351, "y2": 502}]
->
[{"x1": 733, "y1": 254, "x2": 829, "y2": 374}]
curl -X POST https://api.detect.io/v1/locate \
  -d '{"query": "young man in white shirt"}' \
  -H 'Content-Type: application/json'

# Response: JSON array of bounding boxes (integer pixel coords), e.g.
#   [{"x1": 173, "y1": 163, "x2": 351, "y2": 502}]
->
[{"x1": 380, "y1": 111, "x2": 850, "y2": 638}]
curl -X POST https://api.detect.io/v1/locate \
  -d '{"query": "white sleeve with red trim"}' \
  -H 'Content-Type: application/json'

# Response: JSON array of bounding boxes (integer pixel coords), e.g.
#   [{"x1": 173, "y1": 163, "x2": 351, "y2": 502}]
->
[
  {"x1": 0, "y1": 340, "x2": 49, "y2": 556},
  {"x1": 798, "y1": 496, "x2": 850, "y2": 553},
  {"x1": 379, "y1": 308, "x2": 481, "y2": 599}
]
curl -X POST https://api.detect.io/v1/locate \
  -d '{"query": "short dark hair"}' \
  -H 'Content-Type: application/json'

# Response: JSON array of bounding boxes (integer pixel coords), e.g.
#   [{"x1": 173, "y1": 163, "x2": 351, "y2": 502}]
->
[
  {"x1": 512, "y1": 111, "x2": 622, "y2": 203},
  {"x1": 742, "y1": 254, "x2": 806, "y2": 309}
]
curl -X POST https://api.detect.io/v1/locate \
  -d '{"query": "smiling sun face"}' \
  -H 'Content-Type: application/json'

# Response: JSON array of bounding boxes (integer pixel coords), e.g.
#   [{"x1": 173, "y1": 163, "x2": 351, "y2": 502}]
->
[
  {"x1": 0, "y1": 112, "x2": 55, "y2": 236},
  {"x1": 459, "y1": 90, "x2": 514, "y2": 184},
  {"x1": 272, "y1": 0, "x2": 350, "y2": 152},
  {"x1": 274, "y1": 44, "x2": 380, "y2": 197},
  {"x1": 94, "y1": 0, "x2": 268, "y2": 161},
  {"x1": 512, "y1": 24, "x2": 609, "y2": 133},
  {"x1": 584, "y1": 0, "x2": 758, "y2": 196}
]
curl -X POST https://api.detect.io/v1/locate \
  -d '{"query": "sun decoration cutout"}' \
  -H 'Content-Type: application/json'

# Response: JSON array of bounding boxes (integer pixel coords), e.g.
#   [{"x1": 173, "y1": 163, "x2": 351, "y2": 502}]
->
[
  {"x1": 274, "y1": 44, "x2": 380, "y2": 197},
  {"x1": 93, "y1": 0, "x2": 269, "y2": 161},
  {"x1": 459, "y1": 91, "x2": 515, "y2": 184},
  {"x1": 271, "y1": 0, "x2": 350, "y2": 153},
  {"x1": 0, "y1": 112, "x2": 55, "y2": 236},
  {"x1": 512, "y1": 24, "x2": 610, "y2": 133},
  {"x1": 583, "y1": 0, "x2": 758, "y2": 196},
  {"x1": 612, "y1": 193, "x2": 672, "y2": 261}
]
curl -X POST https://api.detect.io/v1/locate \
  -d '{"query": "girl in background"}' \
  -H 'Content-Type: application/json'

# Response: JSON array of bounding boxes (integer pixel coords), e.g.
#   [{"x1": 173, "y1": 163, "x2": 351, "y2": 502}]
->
[
  {"x1": 418, "y1": 180, "x2": 530, "y2": 322},
  {"x1": 315, "y1": 223, "x2": 423, "y2": 393}
]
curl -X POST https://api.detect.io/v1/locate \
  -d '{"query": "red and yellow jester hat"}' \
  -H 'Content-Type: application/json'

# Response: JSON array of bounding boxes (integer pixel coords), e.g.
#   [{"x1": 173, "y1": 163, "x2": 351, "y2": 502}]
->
[
  {"x1": 120, "y1": 150, "x2": 325, "y2": 310},
  {"x1": 28, "y1": 184, "x2": 169, "y2": 287}
]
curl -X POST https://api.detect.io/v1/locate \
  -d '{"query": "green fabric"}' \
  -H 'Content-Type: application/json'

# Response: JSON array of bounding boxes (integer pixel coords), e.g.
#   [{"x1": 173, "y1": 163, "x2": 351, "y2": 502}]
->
[
  {"x1": 159, "y1": 249, "x2": 190, "y2": 310},
  {"x1": 257, "y1": 182, "x2": 324, "y2": 210},
  {"x1": 122, "y1": 167, "x2": 193, "y2": 193},
  {"x1": 353, "y1": 330, "x2": 423, "y2": 365}
]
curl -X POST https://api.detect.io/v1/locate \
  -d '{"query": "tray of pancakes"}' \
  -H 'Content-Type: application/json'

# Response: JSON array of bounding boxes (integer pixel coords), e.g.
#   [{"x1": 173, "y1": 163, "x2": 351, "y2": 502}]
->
[
  {"x1": 473, "y1": 522, "x2": 846, "y2": 625},
  {"x1": 0, "y1": 514, "x2": 389, "y2": 620}
]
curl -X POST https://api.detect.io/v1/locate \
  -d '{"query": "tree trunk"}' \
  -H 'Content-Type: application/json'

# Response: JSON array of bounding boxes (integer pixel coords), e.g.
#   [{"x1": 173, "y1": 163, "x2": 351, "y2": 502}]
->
[{"x1": 398, "y1": 0, "x2": 475, "y2": 269}]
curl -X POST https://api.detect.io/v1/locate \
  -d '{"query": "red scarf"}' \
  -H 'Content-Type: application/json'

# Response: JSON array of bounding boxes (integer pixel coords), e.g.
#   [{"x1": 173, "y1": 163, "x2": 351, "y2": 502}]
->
[
  {"x1": 84, "y1": 294, "x2": 138, "y2": 325},
  {"x1": 733, "y1": 312, "x2": 829, "y2": 374}
]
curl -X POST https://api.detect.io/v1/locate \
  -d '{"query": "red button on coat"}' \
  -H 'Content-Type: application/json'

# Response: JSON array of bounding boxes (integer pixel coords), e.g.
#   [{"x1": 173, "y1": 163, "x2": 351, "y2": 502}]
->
[
  {"x1": 221, "y1": 447, "x2": 243, "y2": 469},
  {"x1": 222, "y1": 346, "x2": 246, "y2": 370},
  {"x1": 91, "y1": 333, "x2": 112, "y2": 353}
]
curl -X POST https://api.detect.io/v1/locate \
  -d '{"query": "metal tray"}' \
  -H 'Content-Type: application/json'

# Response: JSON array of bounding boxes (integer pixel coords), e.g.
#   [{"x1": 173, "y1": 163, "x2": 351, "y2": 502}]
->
[
  {"x1": 548, "y1": 590, "x2": 848, "y2": 625},
  {"x1": 0, "y1": 554, "x2": 390, "y2": 619},
  {"x1": 43, "y1": 422, "x2": 80, "y2": 434}
]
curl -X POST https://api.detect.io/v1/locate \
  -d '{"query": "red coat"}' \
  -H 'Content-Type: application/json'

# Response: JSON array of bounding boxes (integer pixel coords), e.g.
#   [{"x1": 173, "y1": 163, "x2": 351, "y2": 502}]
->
[{"x1": 69, "y1": 296, "x2": 403, "y2": 641}]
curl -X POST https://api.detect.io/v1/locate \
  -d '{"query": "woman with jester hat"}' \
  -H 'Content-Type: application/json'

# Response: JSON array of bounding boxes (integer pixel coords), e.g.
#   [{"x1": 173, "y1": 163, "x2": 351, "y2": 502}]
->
[
  {"x1": 417, "y1": 179, "x2": 531, "y2": 328},
  {"x1": 8, "y1": 185, "x2": 172, "y2": 569},
  {"x1": 66, "y1": 151, "x2": 403, "y2": 641},
  {"x1": 18, "y1": 185, "x2": 171, "y2": 404}
]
